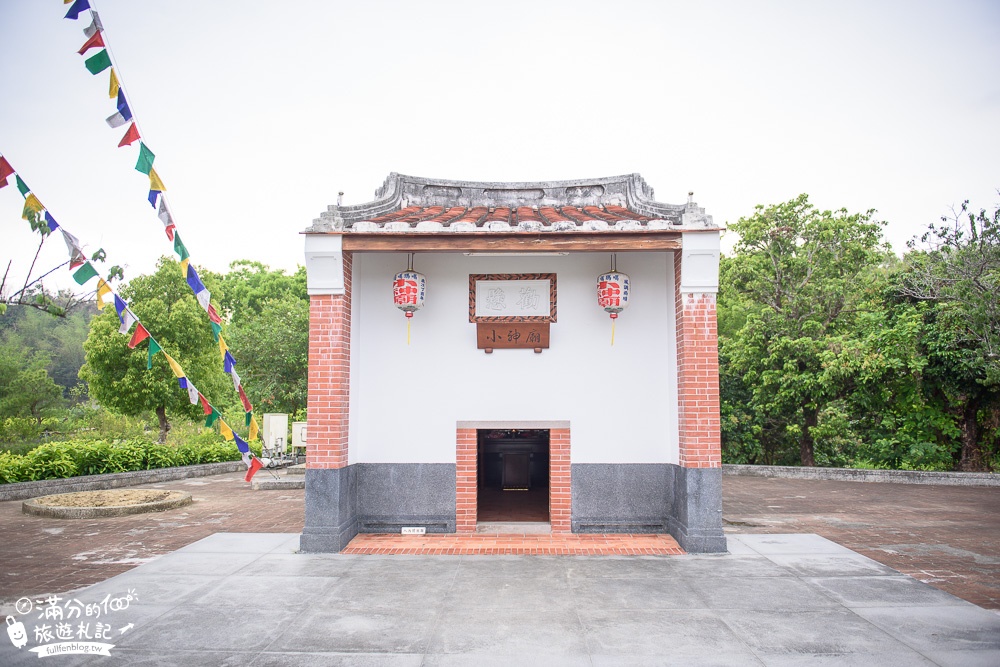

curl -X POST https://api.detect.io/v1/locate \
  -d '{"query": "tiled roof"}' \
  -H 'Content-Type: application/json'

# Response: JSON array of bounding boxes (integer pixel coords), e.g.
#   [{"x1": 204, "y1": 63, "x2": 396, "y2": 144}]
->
[{"x1": 307, "y1": 173, "x2": 715, "y2": 233}]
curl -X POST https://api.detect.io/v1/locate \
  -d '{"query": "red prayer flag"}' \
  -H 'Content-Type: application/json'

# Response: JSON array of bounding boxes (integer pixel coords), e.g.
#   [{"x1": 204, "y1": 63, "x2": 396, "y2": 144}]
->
[
  {"x1": 198, "y1": 392, "x2": 212, "y2": 415},
  {"x1": 77, "y1": 31, "x2": 105, "y2": 54},
  {"x1": 118, "y1": 123, "x2": 140, "y2": 147},
  {"x1": 244, "y1": 456, "x2": 264, "y2": 482},
  {"x1": 238, "y1": 385, "x2": 253, "y2": 412},
  {"x1": 207, "y1": 304, "x2": 222, "y2": 324},
  {"x1": 127, "y1": 323, "x2": 150, "y2": 349},
  {"x1": 0, "y1": 156, "x2": 13, "y2": 188}
]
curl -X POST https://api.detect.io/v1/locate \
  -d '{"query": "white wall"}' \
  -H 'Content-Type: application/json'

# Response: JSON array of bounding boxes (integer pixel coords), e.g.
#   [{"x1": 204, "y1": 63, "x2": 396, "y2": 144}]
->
[{"x1": 348, "y1": 252, "x2": 679, "y2": 465}]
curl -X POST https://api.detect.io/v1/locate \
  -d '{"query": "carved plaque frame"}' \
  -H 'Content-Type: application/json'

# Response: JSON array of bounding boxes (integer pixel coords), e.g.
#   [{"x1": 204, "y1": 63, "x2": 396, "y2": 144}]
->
[{"x1": 468, "y1": 273, "x2": 557, "y2": 323}]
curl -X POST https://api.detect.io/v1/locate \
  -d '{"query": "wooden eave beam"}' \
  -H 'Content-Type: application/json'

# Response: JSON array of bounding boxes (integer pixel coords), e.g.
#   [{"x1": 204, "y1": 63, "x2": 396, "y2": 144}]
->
[{"x1": 325, "y1": 231, "x2": 684, "y2": 253}]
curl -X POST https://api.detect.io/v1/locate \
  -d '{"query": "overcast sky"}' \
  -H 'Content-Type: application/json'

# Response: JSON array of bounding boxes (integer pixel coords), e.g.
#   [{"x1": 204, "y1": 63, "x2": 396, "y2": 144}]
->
[{"x1": 1, "y1": 0, "x2": 998, "y2": 295}]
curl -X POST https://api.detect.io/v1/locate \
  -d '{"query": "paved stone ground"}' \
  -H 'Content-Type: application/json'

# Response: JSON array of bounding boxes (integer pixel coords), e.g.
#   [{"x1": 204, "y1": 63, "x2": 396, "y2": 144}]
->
[
  {"x1": 1, "y1": 470, "x2": 998, "y2": 615},
  {"x1": 722, "y1": 475, "x2": 1000, "y2": 610}
]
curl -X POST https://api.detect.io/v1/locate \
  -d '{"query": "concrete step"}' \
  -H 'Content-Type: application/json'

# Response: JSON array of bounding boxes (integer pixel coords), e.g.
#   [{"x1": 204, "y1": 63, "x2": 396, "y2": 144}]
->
[
  {"x1": 285, "y1": 464, "x2": 306, "y2": 476},
  {"x1": 251, "y1": 478, "x2": 305, "y2": 491},
  {"x1": 476, "y1": 521, "x2": 551, "y2": 534}
]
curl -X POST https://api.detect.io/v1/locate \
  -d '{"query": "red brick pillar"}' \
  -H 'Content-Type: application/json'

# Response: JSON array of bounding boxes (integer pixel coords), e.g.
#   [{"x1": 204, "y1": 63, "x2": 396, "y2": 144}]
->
[
  {"x1": 674, "y1": 253, "x2": 721, "y2": 469},
  {"x1": 455, "y1": 428, "x2": 477, "y2": 533},
  {"x1": 549, "y1": 428, "x2": 572, "y2": 533},
  {"x1": 307, "y1": 252, "x2": 352, "y2": 470}
]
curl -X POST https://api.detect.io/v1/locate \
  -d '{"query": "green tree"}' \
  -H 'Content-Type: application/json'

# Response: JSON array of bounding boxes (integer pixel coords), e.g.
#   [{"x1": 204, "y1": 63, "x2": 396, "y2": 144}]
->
[
  {"x1": 80, "y1": 258, "x2": 233, "y2": 442},
  {"x1": 0, "y1": 347, "x2": 63, "y2": 423},
  {"x1": 213, "y1": 262, "x2": 309, "y2": 417},
  {"x1": 898, "y1": 200, "x2": 1000, "y2": 470},
  {"x1": 721, "y1": 194, "x2": 889, "y2": 466}
]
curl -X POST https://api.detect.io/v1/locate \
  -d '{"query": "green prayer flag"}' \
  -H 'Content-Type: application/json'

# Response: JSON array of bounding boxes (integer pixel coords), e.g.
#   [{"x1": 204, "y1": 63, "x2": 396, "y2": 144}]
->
[
  {"x1": 15, "y1": 175, "x2": 29, "y2": 197},
  {"x1": 85, "y1": 49, "x2": 112, "y2": 75},
  {"x1": 210, "y1": 321, "x2": 222, "y2": 342},
  {"x1": 245, "y1": 411, "x2": 252, "y2": 428},
  {"x1": 173, "y1": 232, "x2": 189, "y2": 261},
  {"x1": 147, "y1": 339, "x2": 162, "y2": 370},
  {"x1": 135, "y1": 143, "x2": 155, "y2": 175},
  {"x1": 72, "y1": 262, "x2": 99, "y2": 285},
  {"x1": 205, "y1": 409, "x2": 220, "y2": 428}
]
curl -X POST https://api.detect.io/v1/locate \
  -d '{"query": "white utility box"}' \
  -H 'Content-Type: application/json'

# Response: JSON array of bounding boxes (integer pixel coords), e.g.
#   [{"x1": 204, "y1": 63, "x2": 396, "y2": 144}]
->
[
  {"x1": 262, "y1": 413, "x2": 289, "y2": 455},
  {"x1": 291, "y1": 421, "x2": 307, "y2": 457}
]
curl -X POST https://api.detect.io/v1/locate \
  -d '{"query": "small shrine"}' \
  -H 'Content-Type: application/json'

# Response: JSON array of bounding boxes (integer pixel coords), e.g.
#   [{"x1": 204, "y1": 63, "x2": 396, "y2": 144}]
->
[{"x1": 301, "y1": 173, "x2": 725, "y2": 552}]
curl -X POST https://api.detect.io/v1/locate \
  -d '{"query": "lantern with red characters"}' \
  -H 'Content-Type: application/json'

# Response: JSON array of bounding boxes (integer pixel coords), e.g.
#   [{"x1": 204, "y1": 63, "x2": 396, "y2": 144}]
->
[
  {"x1": 393, "y1": 254, "x2": 425, "y2": 344},
  {"x1": 597, "y1": 254, "x2": 629, "y2": 345}
]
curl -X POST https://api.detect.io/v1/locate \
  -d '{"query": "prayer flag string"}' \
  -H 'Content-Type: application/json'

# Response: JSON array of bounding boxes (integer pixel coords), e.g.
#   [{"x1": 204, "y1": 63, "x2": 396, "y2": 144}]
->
[
  {"x1": 2, "y1": 152, "x2": 262, "y2": 477},
  {"x1": 63, "y1": 2, "x2": 258, "y2": 440}
]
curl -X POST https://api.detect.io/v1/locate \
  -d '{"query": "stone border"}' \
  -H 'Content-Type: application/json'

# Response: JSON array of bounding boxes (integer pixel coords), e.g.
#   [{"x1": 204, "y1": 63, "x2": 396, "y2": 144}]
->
[
  {"x1": 723, "y1": 464, "x2": 1000, "y2": 487},
  {"x1": 0, "y1": 461, "x2": 244, "y2": 502},
  {"x1": 23, "y1": 490, "x2": 193, "y2": 519}
]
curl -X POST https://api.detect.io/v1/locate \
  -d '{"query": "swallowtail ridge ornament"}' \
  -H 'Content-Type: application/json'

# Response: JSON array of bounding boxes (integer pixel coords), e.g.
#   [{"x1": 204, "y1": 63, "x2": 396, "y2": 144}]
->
[
  {"x1": 392, "y1": 254, "x2": 425, "y2": 345},
  {"x1": 597, "y1": 254, "x2": 629, "y2": 346}
]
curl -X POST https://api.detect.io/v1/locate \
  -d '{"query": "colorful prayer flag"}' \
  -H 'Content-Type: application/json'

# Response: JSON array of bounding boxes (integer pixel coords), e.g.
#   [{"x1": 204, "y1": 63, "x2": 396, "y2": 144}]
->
[
  {"x1": 135, "y1": 143, "x2": 155, "y2": 174},
  {"x1": 244, "y1": 455, "x2": 264, "y2": 482},
  {"x1": 238, "y1": 386, "x2": 252, "y2": 413},
  {"x1": 234, "y1": 434, "x2": 250, "y2": 454},
  {"x1": 0, "y1": 157, "x2": 13, "y2": 188},
  {"x1": 164, "y1": 353, "x2": 185, "y2": 379},
  {"x1": 148, "y1": 167, "x2": 166, "y2": 192},
  {"x1": 60, "y1": 229, "x2": 85, "y2": 267},
  {"x1": 84, "y1": 49, "x2": 112, "y2": 74},
  {"x1": 127, "y1": 323, "x2": 150, "y2": 349},
  {"x1": 118, "y1": 309, "x2": 137, "y2": 335},
  {"x1": 207, "y1": 304, "x2": 222, "y2": 324},
  {"x1": 205, "y1": 409, "x2": 220, "y2": 428},
  {"x1": 198, "y1": 392, "x2": 212, "y2": 415},
  {"x1": 96, "y1": 278, "x2": 112, "y2": 309},
  {"x1": 106, "y1": 110, "x2": 129, "y2": 128},
  {"x1": 186, "y1": 264, "x2": 206, "y2": 294},
  {"x1": 16, "y1": 175, "x2": 30, "y2": 196},
  {"x1": 64, "y1": 0, "x2": 91, "y2": 20},
  {"x1": 157, "y1": 198, "x2": 175, "y2": 240},
  {"x1": 44, "y1": 212, "x2": 59, "y2": 232},
  {"x1": 147, "y1": 339, "x2": 162, "y2": 369},
  {"x1": 224, "y1": 350, "x2": 236, "y2": 373},
  {"x1": 196, "y1": 290, "x2": 211, "y2": 312},
  {"x1": 249, "y1": 416, "x2": 259, "y2": 441},
  {"x1": 116, "y1": 89, "x2": 132, "y2": 122},
  {"x1": 210, "y1": 321, "x2": 222, "y2": 341},
  {"x1": 114, "y1": 294, "x2": 128, "y2": 320},
  {"x1": 180, "y1": 258, "x2": 190, "y2": 275},
  {"x1": 220, "y1": 421, "x2": 234, "y2": 441},
  {"x1": 118, "y1": 123, "x2": 140, "y2": 147},
  {"x1": 72, "y1": 262, "x2": 99, "y2": 285},
  {"x1": 109, "y1": 68, "x2": 119, "y2": 98},
  {"x1": 77, "y1": 30, "x2": 104, "y2": 54},
  {"x1": 148, "y1": 189, "x2": 160, "y2": 207},
  {"x1": 173, "y1": 232, "x2": 189, "y2": 261},
  {"x1": 84, "y1": 12, "x2": 103, "y2": 38},
  {"x1": 22, "y1": 194, "x2": 44, "y2": 220}
]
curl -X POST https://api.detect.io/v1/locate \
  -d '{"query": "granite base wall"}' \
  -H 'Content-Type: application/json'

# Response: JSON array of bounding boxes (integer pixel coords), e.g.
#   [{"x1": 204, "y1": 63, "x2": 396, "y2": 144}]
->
[{"x1": 571, "y1": 463, "x2": 726, "y2": 553}]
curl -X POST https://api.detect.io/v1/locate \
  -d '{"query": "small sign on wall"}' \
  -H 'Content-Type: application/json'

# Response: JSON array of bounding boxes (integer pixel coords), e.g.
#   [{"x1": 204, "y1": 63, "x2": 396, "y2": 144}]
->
[{"x1": 476, "y1": 322, "x2": 550, "y2": 352}]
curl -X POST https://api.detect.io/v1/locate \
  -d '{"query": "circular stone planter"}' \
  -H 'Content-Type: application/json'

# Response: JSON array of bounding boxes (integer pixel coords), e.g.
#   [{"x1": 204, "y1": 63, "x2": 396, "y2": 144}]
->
[{"x1": 22, "y1": 489, "x2": 193, "y2": 519}]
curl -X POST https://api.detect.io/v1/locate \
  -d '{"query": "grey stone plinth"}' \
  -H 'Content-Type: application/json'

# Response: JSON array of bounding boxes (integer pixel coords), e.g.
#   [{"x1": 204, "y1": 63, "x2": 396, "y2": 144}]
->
[
  {"x1": 669, "y1": 466, "x2": 727, "y2": 553},
  {"x1": 251, "y1": 478, "x2": 305, "y2": 491},
  {"x1": 300, "y1": 466, "x2": 358, "y2": 553},
  {"x1": 356, "y1": 463, "x2": 456, "y2": 533}
]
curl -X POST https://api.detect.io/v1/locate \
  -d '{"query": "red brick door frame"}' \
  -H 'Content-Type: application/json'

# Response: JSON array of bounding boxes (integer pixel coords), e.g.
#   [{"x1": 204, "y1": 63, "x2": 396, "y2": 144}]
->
[{"x1": 456, "y1": 422, "x2": 571, "y2": 533}]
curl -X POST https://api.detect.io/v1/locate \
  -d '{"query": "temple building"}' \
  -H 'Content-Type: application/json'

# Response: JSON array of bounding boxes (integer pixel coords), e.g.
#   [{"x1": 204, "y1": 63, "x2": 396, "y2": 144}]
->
[{"x1": 300, "y1": 173, "x2": 725, "y2": 553}]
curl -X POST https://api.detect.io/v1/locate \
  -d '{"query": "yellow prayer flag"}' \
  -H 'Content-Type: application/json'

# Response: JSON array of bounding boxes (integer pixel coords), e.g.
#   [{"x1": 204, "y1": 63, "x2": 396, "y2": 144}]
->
[
  {"x1": 148, "y1": 167, "x2": 166, "y2": 192},
  {"x1": 96, "y1": 278, "x2": 112, "y2": 309},
  {"x1": 22, "y1": 194, "x2": 44, "y2": 219},
  {"x1": 220, "y1": 420, "x2": 234, "y2": 441},
  {"x1": 180, "y1": 258, "x2": 190, "y2": 275},
  {"x1": 109, "y1": 68, "x2": 119, "y2": 99},
  {"x1": 164, "y1": 353, "x2": 185, "y2": 379},
  {"x1": 249, "y1": 417, "x2": 259, "y2": 442},
  {"x1": 219, "y1": 335, "x2": 228, "y2": 355}
]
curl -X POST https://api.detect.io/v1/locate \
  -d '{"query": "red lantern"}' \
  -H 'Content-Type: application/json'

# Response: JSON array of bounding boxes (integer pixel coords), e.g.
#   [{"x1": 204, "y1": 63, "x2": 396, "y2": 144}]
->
[
  {"x1": 392, "y1": 254, "x2": 425, "y2": 344},
  {"x1": 597, "y1": 255, "x2": 629, "y2": 345}
]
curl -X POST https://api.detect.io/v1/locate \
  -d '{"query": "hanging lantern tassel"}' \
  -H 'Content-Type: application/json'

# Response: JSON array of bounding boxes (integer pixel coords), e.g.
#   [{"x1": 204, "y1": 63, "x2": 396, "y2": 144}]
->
[
  {"x1": 393, "y1": 255, "x2": 426, "y2": 347},
  {"x1": 597, "y1": 260, "x2": 630, "y2": 348}
]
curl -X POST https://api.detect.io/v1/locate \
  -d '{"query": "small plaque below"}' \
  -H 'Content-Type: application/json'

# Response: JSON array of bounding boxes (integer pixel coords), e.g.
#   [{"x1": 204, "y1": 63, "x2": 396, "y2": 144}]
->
[{"x1": 477, "y1": 322, "x2": 549, "y2": 350}]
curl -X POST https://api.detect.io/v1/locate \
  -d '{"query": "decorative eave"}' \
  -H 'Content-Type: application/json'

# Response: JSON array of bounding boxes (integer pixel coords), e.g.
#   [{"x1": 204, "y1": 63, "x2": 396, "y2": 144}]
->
[{"x1": 306, "y1": 173, "x2": 718, "y2": 234}]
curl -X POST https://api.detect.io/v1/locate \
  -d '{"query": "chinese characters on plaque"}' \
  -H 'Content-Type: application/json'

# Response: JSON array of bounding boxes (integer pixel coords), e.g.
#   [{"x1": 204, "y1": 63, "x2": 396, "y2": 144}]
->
[{"x1": 469, "y1": 274, "x2": 556, "y2": 352}]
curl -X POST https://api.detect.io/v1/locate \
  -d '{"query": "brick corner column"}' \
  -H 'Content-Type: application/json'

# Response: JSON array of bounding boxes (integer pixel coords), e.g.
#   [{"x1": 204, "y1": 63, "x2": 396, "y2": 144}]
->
[
  {"x1": 455, "y1": 427, "x2": 477, "y2": 533},
  {"x1": 307, "y1": 251, "x2": 353, "y2": 470},
  {"x1": 549, "y1": 427, "x2": 572, "y2": 533}
]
